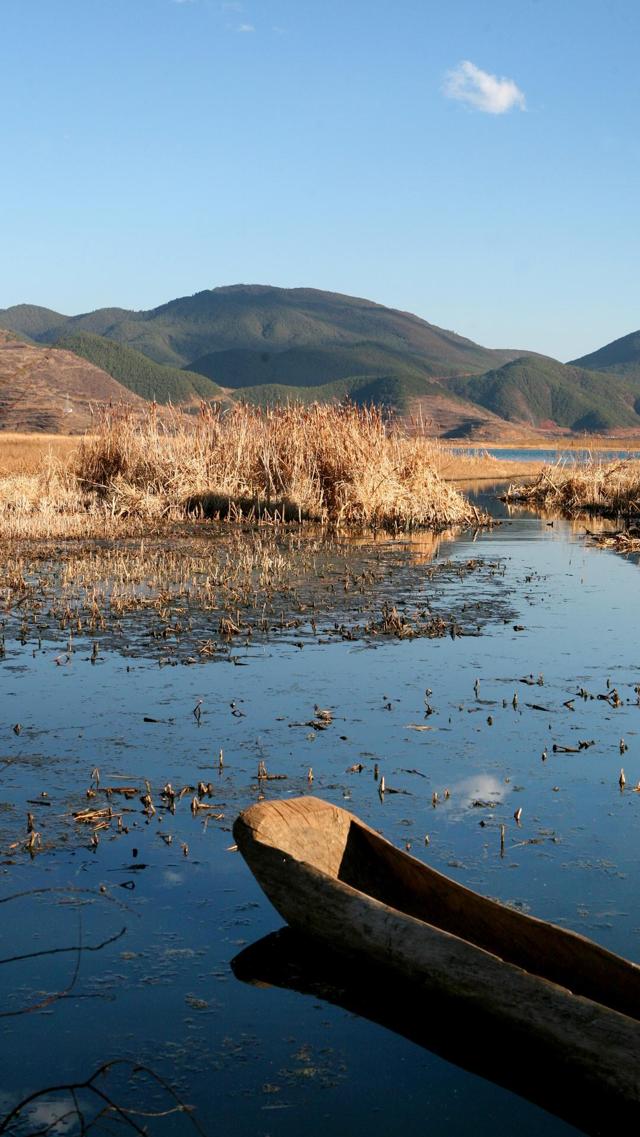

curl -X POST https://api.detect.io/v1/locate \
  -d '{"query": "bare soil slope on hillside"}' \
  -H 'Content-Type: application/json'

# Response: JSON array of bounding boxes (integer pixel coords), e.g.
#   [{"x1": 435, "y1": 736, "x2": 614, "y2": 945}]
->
[
  {"x1": 0, "y1": 332, "x2": 144, "y2": 433},
  {"x1": 405, "y1": 390, "x2": 540, "y2": 440}
]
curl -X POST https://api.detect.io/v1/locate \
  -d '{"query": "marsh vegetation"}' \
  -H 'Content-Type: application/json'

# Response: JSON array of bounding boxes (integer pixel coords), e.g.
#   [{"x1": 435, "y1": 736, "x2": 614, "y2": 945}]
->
[
  {"x1": 502, "y1": 457, "x2": 640, "y2": 516},
  {"x1": 0, "y1": 404, "x2": 488, "y2": 540}
]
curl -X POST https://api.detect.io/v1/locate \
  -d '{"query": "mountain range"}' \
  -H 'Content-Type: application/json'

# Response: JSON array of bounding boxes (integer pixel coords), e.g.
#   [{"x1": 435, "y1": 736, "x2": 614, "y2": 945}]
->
[{"x1": 1, "y1": 286, "x2": 639, "y2": 437}]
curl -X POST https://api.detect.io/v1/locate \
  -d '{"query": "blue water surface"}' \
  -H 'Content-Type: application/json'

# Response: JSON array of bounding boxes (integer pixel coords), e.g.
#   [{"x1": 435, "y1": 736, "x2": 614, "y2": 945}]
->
[
  {"x1": 484, "y1": 447, "x2": 639, "y2": 463},
  {"x1": 1, "y1": 505, "x2": 638, "y2": 1136}
]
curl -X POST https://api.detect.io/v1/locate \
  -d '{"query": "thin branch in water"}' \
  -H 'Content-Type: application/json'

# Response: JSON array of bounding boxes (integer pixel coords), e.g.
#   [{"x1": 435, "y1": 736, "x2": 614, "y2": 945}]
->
[
  {"x1": 0, "y1": 886, "x2": 133, "y2": 916},
  {"x1": 0, "y1": 910, "x2": 126, "y2": 1020},
  {"x1": 0, "y1": 1059, "x2": 207, "y2": 1137},
  {"x1": 0, "y1": 926, "x2": 126, "y2": 968}
]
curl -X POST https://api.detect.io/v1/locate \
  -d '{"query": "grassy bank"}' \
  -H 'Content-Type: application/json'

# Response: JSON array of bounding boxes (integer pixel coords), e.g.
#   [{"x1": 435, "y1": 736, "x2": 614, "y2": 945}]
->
[
  {"x1": 0, "y1": 432, "x2": 82, "y2": 475},
  {"x1": 0, "y1": 405, "x2": 484, "y2": 539},
  {"x1": 435, "y1": 447, "x2": 544, "y2": 481}
]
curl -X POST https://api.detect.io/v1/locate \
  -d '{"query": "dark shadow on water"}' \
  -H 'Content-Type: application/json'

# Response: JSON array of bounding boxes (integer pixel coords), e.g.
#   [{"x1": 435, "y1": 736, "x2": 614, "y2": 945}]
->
[
  {"x1": 184, "y1": 491, "x2": 310, "y2": 521},
  {"x1": 232, "y1": 928, "x2": 635, "y2": 1137}
]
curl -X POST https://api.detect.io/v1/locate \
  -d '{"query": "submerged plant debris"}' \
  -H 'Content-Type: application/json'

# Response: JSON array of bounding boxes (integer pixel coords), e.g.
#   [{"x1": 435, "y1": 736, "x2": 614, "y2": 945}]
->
[{"x1": 0, "y1": 527, "x2": 512, "y2": 659}]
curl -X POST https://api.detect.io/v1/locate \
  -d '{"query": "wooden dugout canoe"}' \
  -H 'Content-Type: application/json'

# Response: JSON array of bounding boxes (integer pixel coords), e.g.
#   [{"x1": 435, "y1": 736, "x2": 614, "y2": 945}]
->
[{"x1": 233, "y1": 796, "x2": 640, "y2": 1110}]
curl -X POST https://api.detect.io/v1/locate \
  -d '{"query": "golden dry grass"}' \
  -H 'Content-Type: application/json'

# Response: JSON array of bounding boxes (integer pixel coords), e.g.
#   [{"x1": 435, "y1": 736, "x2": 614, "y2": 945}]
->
[
  {"x1": 0, "y1": 404, "x2": 484, "y2": 539},
  {"x1": 434, "y1": 446, "x2": 544, "y2": 481},
  {"x1": 0, "y1": 468, "x2": 152, "y2": 540},
  {"x1": 73, "y1": 404, "x2": 481, "y2": 530},
  {"x1": 0, "y1": 433, "x2": 82, "y2": 475},
  {"x1": 503, "y1": 459, "x2": 640, "y2": 516}
]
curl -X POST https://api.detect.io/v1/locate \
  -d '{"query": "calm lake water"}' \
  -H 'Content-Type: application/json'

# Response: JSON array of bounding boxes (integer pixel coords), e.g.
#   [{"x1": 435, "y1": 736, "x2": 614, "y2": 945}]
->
[
  {"x1": 1, "y1": 499, "x2": 639, "y2": 1136},
  {"x1": 484, "y1": 447, "x2": 639, "y2": 463}
]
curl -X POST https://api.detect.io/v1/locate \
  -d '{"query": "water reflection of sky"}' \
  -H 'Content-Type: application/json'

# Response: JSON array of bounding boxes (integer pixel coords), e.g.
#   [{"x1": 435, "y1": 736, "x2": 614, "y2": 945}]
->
[
  {"x1": 476, "y1": 447, "x2": 640, "y2": 463},
  {"x1": 2, "y1": 510, "x2": 639, "y2": 1136}
]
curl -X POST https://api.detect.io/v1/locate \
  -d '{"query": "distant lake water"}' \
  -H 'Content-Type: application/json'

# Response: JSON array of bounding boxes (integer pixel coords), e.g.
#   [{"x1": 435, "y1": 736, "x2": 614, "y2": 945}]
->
[{"x1": 480, "y1": 447, "x2": 640, "y2": 463}]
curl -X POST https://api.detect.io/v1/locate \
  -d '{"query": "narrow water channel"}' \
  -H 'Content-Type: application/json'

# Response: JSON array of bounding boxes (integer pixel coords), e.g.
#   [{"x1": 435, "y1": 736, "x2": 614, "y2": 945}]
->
[{"x1": 1, "y1": 497, "x2": 638, "y2": 1136}]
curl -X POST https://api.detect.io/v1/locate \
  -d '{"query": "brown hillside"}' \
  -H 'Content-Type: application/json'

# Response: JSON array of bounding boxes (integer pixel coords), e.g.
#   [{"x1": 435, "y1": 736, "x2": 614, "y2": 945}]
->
[
  {"x1": 405, "y1": 391, "x2": 545, "y2": 441},
  {"x1": 0, "y1": 331, "x2": 144, "y2": 433}
]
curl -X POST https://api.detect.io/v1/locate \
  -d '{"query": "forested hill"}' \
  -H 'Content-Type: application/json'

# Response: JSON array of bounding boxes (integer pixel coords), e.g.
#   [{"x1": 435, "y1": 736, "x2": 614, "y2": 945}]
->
[
  {"x1": 445, "y1": 355, "x2": 640, "y2": 432},
  {"x1": 570, "y1": 329, "x2": 640, "y2": 386},
  {"x1": 0, "y1": 285, "x2": 521, "y2": 378},
  {"x1": 2, "y1": 287, "x2": 640, "y2": 435},
  {"x1": 54, "y1": 333, "x2": 224, "y2": 405}
]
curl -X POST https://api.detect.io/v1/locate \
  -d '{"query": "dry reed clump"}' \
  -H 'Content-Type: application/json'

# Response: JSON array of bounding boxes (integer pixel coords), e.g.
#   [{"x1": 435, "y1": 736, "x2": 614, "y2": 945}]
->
[
  {"x1": 74, "y1": 403, "x2": 482, "y2": 530},
  {"x1": 0, "y1": 458, "x2": 157, "y2": 541},
  {"x1": 503, "y1": 459, "x2": 640, "y2": 517},
  {"x1": 0, "y1": 463, "x2": 86, "y2": 540}
]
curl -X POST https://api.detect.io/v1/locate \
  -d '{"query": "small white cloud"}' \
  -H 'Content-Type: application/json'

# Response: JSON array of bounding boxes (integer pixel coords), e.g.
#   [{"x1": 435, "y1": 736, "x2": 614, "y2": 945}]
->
[
  {"x1": 443, "y1": 60, "x2": 526, "y2": 114},
  {"x1": 237, "y1": 22, "x2": 255, "y2": 32}
]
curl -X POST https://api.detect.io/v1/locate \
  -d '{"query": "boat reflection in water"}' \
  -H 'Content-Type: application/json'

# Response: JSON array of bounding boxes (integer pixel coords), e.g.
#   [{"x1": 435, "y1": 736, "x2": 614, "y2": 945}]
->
[{"x1": 232, "y1": 927, "x2": 633, "y2": 1136}]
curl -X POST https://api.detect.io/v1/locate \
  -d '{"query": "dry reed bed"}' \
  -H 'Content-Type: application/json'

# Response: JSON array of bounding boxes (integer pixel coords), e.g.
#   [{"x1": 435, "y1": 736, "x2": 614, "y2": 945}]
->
[
  {"x1": 502, "y1": 459, "x2": 640, "y2": 517},
  {"x1": 0, "y1": 468, "x2": 159, "y2": 540},
  {"x1": 0, "y1": 405, "x2": 486, "y2": 541},
  {"x1": 71, "y1": 404, "x2": 482, "y2": 530}
]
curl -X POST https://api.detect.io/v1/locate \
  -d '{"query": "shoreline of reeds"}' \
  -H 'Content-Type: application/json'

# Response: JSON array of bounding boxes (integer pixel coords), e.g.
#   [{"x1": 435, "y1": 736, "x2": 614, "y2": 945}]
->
[
  {"x1": 0, "y1": 404, "x2": 488, "y2": 540},
  {"x1": 502, "y1": 459, "x2": 640, "y2": 519}
]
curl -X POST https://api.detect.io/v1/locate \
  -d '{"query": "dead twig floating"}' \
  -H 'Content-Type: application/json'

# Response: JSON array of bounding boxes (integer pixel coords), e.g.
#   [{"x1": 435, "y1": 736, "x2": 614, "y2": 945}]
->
[
  {"x1": 0, "y1": 919, "x2": 126, "y2": 1019},
  {"x1": 73, "y1": 807, "x2": 113, "y2": 824},
  {"x1": 0, "y1": 1058, "x2": 206, "y2": 1136},
  {"x1": 0, "y1": 926, "x2": 126, "y2": 970}
]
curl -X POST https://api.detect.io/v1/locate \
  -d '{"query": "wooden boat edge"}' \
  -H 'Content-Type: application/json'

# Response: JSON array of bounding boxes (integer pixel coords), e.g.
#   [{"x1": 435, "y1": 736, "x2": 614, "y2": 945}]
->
[
  {"x1": 233, "y1": 796, "x2": 640, "y2": 1019},
  {"x1": 234, "y1": 794, "x2": 639, "y2": 968}
]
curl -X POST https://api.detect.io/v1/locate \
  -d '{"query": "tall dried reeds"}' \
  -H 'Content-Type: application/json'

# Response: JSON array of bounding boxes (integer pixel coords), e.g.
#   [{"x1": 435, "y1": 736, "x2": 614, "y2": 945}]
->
[
  {"x1": 0, "y1": 404, "x2": 485, "y2": 539},
  {"x1": 0, "y1": 452, "x2": 158, "y2": 541},
  {"x1": 73, "y1": 403, "x2": 481, "y2": 530},
  {"x1": 503, "y1": 459, "x2": 640, "y2": 517}
]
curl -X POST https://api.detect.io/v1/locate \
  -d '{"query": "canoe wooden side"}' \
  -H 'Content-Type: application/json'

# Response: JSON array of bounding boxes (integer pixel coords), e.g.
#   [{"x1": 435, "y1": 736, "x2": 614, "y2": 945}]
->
[
  {"x1": 234, "y1": 795, "x2": 640, "y2": 1021},
  {"x1": 233, "y1": 824, "x2": 640, "y2": 1108}
]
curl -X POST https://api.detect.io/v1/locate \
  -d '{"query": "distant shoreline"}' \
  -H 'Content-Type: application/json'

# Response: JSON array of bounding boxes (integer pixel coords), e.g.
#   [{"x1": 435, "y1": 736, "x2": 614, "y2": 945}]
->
[{"x1": 442, "y1": 437, "x2": 640, "y2": 452}]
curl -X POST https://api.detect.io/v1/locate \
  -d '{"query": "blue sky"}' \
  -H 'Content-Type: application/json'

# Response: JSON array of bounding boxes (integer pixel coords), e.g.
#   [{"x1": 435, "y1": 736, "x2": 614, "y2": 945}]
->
[{"x1": 2, "y1": 0, "x2": 638, "y2": 359}]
